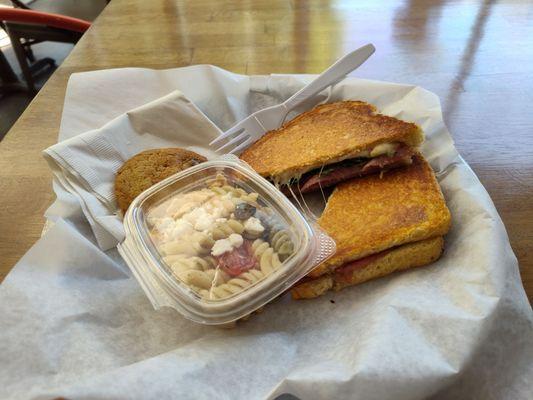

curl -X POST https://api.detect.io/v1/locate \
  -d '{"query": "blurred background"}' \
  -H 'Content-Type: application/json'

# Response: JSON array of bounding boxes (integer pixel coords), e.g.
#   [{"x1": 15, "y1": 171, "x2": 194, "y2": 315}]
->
[
  {"x1": 0, "y1": 0, "x2": 108, "y2": 140},
  {"x1": 0, "y1": 0, "x2": 530, "y2": 150}
]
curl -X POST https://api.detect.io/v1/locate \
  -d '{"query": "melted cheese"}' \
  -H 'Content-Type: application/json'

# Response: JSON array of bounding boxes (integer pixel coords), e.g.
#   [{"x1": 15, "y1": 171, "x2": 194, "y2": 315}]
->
[
  {"x1": 272, "y1": 143, "x2": 400, "y2": 186},
  {"x1": 370, "y1": 142, "x2": 399, "y2": 157}
]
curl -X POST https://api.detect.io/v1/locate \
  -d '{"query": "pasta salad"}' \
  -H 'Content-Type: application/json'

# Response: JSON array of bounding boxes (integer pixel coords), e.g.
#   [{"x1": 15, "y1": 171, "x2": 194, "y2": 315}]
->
[{"x1": 147, "y1": 173, "x2": 295, "y2": 300}]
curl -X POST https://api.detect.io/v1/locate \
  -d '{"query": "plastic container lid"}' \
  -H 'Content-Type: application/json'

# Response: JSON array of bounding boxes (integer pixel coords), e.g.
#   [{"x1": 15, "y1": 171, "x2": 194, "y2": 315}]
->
[{"x1": 118, "y1": 157, "x2": 335, "y2": 325}]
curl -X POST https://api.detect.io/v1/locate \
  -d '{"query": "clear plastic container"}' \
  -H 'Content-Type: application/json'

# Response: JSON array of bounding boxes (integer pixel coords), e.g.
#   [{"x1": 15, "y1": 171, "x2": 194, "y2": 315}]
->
[{"x1": 118, "y1": 156, "x2": 336, "y2": 325}]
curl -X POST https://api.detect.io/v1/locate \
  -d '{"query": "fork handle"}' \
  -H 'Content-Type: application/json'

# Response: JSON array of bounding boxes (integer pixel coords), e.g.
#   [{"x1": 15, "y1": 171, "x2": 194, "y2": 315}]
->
[{"x1": 282, "y1": 44, "x2": 375, "y2": 112}]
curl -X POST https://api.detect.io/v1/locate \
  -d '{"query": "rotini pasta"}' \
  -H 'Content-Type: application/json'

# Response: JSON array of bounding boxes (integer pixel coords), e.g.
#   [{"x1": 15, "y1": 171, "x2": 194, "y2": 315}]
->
[
  {"x1": 210, "y1": 186, "x2": 227, "y2": 196},
  {"x1": 239, "y1": 269, "x2": 265, "y2": 283},
  {"x1": 147, "y1": 173, "x2": 296, "y2": 301},
  {"x1": 211, "y1": 219, "x2": 245, "y2": 240},
  {"x1": 162, "y1": 254, "x2": 188, "y2": 265},
  {"x1": 252, "y1": 239, "x2": 282, "y2": 274},
  {"x1": 159, "y1": 240, "x2": 196, "y2": 256},
  {"x1": 251, "y1": 239, "x2": 270, "y2": 257},
  {"x1": 202, "y1": 269, "x2": 266, "y2": 300},
  {"x1": 221, "y1": 185, "x2": 235, "y2": 193},
  {"x1": 260, "y1": 247, "x2": 282, "y2": 274},
  {"x1": 168, "y1": 256, "x2": 216, "y2": 281},
  {"x1": 191, "y1": 256, "x2": 216, "y2": 270},
  {"x1": 230, "y1": 197, "x2": 245, "y2": 205},
  {"x1": 240, "y1": 192, "x2": 259, "y2": 204},
  {"x1": 242, "y1": 230, "x2": 262, "y2": 240},
  {"x1": 234, "y1": 188, "x2": 248, "y2": 197},
  {"x1": 270, "y1": 230, "x2": 294, "y2": 261},
  {"x1": 169, "y1": 258, "x2": 201, "y2": 274},
  {"x1": 203, "y1": 268, "x2": 230, "y2": 285},
  {"x1": 181, "y1": 269, "x2": 213, "y2": 289},
  {"x1": 190, "y1": 232, "x2": 215, "y2": 255}
]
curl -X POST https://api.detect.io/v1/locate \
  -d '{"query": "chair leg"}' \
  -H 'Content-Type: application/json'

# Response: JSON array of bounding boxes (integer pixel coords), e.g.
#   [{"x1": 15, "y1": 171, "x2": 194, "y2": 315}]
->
[
  {"x1": 28, "y1": 58, "x2": 56, "y2": 75},
  {"x1": 0, "y1": 48, "x2": 19, "y2": 84},
  {"x1": 24, "y1": 42, "x2": 36, "y2": 63},
  {"x1": 5, "y1": 28, "x2": 37, "y2": 95}
]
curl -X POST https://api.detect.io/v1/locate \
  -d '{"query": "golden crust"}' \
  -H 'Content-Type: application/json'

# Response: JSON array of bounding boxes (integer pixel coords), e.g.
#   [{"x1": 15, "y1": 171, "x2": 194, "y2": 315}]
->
[
  {"x1": 291, "y1": 276, "x2": 334, "y2": 300},
  {"x1": 291, "y1": 236, "x2": 444, "y2": 299},
  {"x1": 115, "y1": 148, "x2": 207, "y2": 213},
  {"x1": 240, "y1": 101, "x2": 424, "y2": 179},
  {"x1": 309, "y1": 155, "x2": 451, "y2": 278}
]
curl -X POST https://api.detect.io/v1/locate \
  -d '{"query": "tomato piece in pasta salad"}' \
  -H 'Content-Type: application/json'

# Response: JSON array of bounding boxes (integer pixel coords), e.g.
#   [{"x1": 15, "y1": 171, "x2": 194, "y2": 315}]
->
[{"x1": 215, "y1": 240, "x2": 256, "y2": 276}]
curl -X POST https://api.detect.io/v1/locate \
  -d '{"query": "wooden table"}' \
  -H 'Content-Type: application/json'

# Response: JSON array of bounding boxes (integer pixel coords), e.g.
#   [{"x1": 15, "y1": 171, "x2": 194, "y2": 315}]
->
[{"x1": 0, "y1": 0, "x2": 531, "y2": 301}]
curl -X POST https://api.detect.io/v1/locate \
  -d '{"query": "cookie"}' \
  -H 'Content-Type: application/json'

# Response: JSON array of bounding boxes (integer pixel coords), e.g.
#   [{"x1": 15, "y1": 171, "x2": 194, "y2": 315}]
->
[{"x1": 115, "y1": 148, "x2": 207, "y2": 213}]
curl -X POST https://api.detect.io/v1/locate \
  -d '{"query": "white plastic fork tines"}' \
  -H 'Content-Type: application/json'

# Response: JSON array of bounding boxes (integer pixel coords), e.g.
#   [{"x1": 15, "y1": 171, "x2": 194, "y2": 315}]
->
[{"x1": 210, "y1": 43, "x2": 375, "y2": 155}]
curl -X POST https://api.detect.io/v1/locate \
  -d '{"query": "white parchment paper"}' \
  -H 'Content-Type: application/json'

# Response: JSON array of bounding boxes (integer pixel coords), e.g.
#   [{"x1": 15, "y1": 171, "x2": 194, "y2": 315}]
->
[{"x1": 0, "y1": 66, "x2": 532, "y2": 400}]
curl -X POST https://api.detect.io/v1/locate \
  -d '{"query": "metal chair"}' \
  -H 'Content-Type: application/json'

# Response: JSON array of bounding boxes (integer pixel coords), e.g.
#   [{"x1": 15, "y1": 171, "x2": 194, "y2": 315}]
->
[{"x1": 0, "y1": 8, "x2": 90, "y2": 94}]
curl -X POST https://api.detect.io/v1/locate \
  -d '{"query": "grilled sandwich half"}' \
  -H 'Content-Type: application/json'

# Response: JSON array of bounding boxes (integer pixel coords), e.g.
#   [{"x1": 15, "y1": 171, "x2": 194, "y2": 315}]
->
[
  {"x1": 240, "y1": 101, "x2": 424, "y2": 194},
  {"x1": 291, "y1": 155, "x2": 451, "y2": 299}
]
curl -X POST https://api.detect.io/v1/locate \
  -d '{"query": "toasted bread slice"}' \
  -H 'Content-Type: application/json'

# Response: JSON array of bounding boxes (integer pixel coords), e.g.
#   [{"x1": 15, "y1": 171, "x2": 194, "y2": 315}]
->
[
  {"x1": 291, "y1": 236, "x2": 444, "y2": 299},
  {"x1": 240, "y1": 101, "x2": 424, "y2": 183},
  {"x1": 309, "y1": 155, "x2": 451, "y2": 278}
]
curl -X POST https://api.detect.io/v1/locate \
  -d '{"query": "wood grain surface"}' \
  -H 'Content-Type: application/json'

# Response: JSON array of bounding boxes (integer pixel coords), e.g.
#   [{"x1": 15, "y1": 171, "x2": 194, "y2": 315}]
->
[{"x1": 0, "y1": 0, "x2": 531, "y2": 302}]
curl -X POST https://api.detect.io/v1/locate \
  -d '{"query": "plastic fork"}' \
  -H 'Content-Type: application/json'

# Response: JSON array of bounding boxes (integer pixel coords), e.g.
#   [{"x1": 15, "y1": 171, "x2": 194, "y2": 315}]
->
[{"x1": 210, "y1": 44, "x2": 375, "y2": 154}]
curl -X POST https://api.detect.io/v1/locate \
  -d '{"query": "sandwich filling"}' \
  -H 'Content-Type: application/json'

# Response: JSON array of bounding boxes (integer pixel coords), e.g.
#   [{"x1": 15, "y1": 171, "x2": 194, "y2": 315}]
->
[
  {"x1": 291, "y1": 236, "x2": 446, "y2": 299},
  {"x1": 297, "y1": 247, "x2": 391, "y2": 286},
  {"x1": 333, "y1": 249, "x2": 393, "y2": 283},
  {"x1": 274, "y1": 142, "x2": 416, "y2": 194}
]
